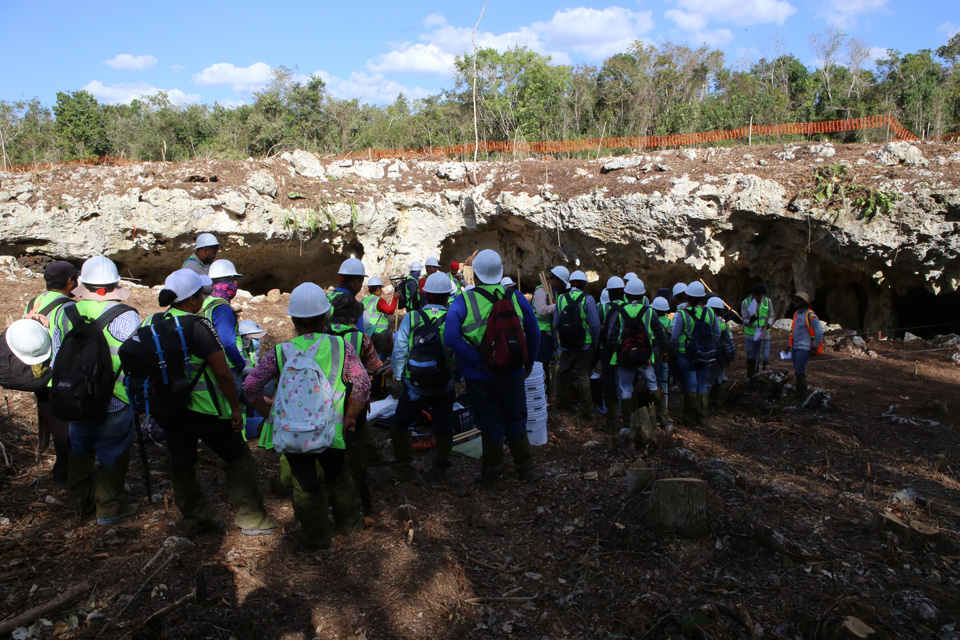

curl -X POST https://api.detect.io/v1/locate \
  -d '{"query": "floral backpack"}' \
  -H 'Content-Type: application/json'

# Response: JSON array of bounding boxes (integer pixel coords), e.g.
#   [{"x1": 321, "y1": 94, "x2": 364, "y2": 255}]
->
[{"x1": 268, "y1": 339, "x2": 341, "y2": 454}]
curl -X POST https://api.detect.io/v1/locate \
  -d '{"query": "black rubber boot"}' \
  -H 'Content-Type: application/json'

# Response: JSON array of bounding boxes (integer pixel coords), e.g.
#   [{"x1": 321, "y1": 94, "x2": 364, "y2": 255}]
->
[
  {"x1": 709, "y1": 383, "x2": 723, "y2": 409},
  {"x1": 620, "y1": 395, "x2": 637, "y2": 430},
  {"x1": 651, "y1": 389, "x2": 673, "y2": 430},
  {"x1": 507, "y1": 438, "x2": 540, "y2": 482},
  {"x1": 326, "y1": 473, "x2": 365, "y2": 536},
  {"x1": 172, "y1": 469, "x2": 221, "y2": 534},
  {"x1": 795, "y1": 374, "x2": 808, "y2": 402},
  {"x1": 602, "y1": 384, "x2": 621, "y2": 422},
  {"x1": 224, "y1": 448, "x2": 276, "y2": 535},
  {"x1": 426, "y1": 436, "x2": 454, "y2": 480},
  {"x1": 682, "y1": 392, "x2": 700, "y2": 427},
  {"x1": 556, "y1": 382, "x2": 574, "y2": 412},
  {"x1": 67, "y1": 451, "x2": 96, "y2": 516},
  {"x1": 292, "y1": 484, "x2": 334, "y2": 550},
  {"x1": 383, "y1": 427, "x2": 415, "y2": 482},
  {"x1": 95, "y1": 449, "x2": 138, "y2": 525},
  {"x1": 475, "y1": 432, "x2": 504, "y2": 487},
  {"x1": 746, "y1": 359, "x2": 757, "y2": 378}
]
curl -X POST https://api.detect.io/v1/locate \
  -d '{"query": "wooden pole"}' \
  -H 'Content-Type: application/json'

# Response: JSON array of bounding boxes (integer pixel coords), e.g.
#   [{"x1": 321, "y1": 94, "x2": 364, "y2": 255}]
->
[{"x1": 748, "y1": 116, "x2": 753, "y2": 146}]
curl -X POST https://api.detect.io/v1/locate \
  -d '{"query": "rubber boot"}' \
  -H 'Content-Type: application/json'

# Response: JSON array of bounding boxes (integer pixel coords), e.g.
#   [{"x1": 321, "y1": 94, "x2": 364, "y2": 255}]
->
[
  {"x1": 620, "y1": 395, "x2": 637, "y2": 430},
  {"x1": 383, "y1": 427, "x2": 415, "y2": 482},
  {"x1": 326, "y1": 472, "x2": 365, "y2": 536},
  {"x1": 507, "y1": 438, "x2": 540, "y2": 482},
  {"x1": 682, "y1": 392, "x2": 700, "y2": 427},
  {"x1": 475, "y1": 432, "x2": 504, "y2": 487},
  {"x1": 67, "y1": 451, "x2": 96, "y2": 516},
  {"x1": 360, "y1": 420, "x2": 389, "y2": 467},
  {"x1": 95, "y1": 449, "x2": 138, "y2": 525},
  {"x1": 292, "y1": 484, "x2": 334, "y2": 550},
  {"x1": 709, "y1": 383, "x2": 723, "y2": 410},
  {"x1": 279, "y1": 454, "x2": 294, "y2": 488},
  {"x1": 746, "y1": 359, "x2": 757, "y2": 378},
  {"x1": 171, "y1": 470, "x2": 222, "y2": 535},
  {"x1": 795, "y1": 374, "x2": 808, "y2": 402},
  {"x1": 651, "y1": 389, "x2": 673, "y2": 430},
  {"x1": 761, "y1": 360, "x2": 769, "y2": 372},
  {"x1": 556, "y1": 382, "x2": 574, "y2": 412},
  {"x1": 698, "y1": 393, "x2": 710, "y2": 423},
  {"x1": 602, "y1": 384, "x2": 621, "y2": 422},
  {"x1": 224, "y1": 448, "x2": 276, "y2": 535},
  {"x1": 425, "y1": 436, "x2": 454, "y2": 481}
]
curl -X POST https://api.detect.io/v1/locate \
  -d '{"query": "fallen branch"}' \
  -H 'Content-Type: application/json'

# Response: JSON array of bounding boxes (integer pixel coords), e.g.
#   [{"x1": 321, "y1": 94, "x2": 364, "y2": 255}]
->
[
  {"x1": 118, "y1": 553, "x2": 176, "y2": 616},
  {"x1": 464, "y1": 594, "x2": 537, "y2": 605},
  {"x1": 0, "y1": 580, "x2": 91, "y2": 636},
  {"x1": 142, "y1": 590, "x2": 196, "y2": 625}
]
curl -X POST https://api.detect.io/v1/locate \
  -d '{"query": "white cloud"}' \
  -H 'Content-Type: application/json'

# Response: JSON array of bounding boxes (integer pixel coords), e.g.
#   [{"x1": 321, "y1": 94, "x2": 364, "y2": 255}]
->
[
  {"x1": 423, "y1": 13, "x2": 446, "y2": 28},
  {"x1": 193, "y1": 62, "x2": 273, "y2": 92},
  {"x1": 868, "y1": 46, "x2": 890, "y2": 64},
  {"x1": 667, "y1": 0, "x2": 796, "y2": 27},
  {"x1": 104, "y1": 54, "x2": 157, "y2": 71},
  {"x1": 533, "y1": 7, "x2": 655, "y2": 59},
  {"x1": 690, "y1": 28, "x2": 736, "y2": 47},
  {"x1": 818, "y1": 0, "x2": 888, "y2": 29},
  {"x1": 171, "y1": 64, "x2": 185, "y2": 73},
  {"x1": 82, "y1": 81, "x2": 201, "y2": 105},
  {"x1": 368, "y1": 43, "x2": 456, "y2": 75},
  {"x1": 220, "y1": 99, "x2": 247, "y2": 109},
  {"x1": 940, "y1": 22, "x2": 959, "y2": 38},
  {"x1": 314, "y1": 70, "x2": 430, "y2": 103}
]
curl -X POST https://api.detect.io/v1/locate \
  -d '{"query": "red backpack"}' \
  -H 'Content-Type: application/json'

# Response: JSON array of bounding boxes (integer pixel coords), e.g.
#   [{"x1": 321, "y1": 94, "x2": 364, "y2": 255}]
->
[{"x1": 473, "y1": 288, "x2": 528, "y2": 372}]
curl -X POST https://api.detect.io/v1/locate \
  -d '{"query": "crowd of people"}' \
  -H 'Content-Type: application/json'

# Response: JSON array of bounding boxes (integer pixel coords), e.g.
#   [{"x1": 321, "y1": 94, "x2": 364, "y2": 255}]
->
[{"x1": 1, "y1": 233, "x2": 823, "y2": 551}]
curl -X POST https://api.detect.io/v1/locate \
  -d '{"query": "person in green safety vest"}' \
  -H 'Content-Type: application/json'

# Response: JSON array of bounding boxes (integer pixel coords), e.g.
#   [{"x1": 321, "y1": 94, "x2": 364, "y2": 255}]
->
[
  {"x1": 533, "y1": 266, "x2": 567, "y2": 392},
  {"x1": 449, "y1": 261, "x2": 465, "y2": 294},
  {"x1": 182, "y1": 233, "x2": 219, "y2": 276},
  {"x1": 605, "y1": 279, "x2": 670, "y2": 430},
  {"x1": 553, "y1": 270, "x2": 602, "y2": 419},
  {"x1": 740, "y1": 283, "x2": 775, "y2": 377},
  {"x1": 384, "y1": 271, "x2": 458, "y2": 482},
  {"x1": 361, "y1": 276, "x2": 397, "y2": 358},
  {"x1": 650, "y1": 296, "x2": 675, "y2": 415},
  {"x1": 397, "y1": 261, "x2": 425, "y2": 311},
  {"x1": 238, "y1": 319, "x2": 266, "y2": 375},
  {"x1": 200, "y1": 259, "x2": 246, "y2": 405},
  {"x1": 50, "y1": 256, "x2": 141, "y2": 525},
  {"x1": 599, "y1": 276, "x2": 625, "y2": 424},
  {"x1": 22, "y1": 261, "x2": 79, "y2": 484},
  {"x1": 670, "y1": 281, "x2": 721, "y2": 427},
  {"x1": 243, "y1": 282, "x2": 370, "y2": 551},
  {"x1": 147, "y1": 269, "x2": 277, "y2": 537},
  {"x1": 706, "y1": 296, "x2": 734, "y2": 410}
]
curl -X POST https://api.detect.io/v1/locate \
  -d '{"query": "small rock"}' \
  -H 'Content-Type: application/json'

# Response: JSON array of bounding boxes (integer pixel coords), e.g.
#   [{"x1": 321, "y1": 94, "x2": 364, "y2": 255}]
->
[
  {"x1": 266, "y1": 289, "x2": 281, "y2": 303},
  {"x1": 757, "y1": 159, "x2": 768, "y2": 166},
  {"x1": 249, "y1": 295, "x2": 266, "y2": 304},
  {"x1": 892, "y1": 488, "x2": 917, "y2": 508},
  {"x1": 0, "y1": 517, "x2": 11, "y2": 526},
  {"x1": 608, "y1": 463, "x2": 626, "y2": 477},
  {"x1": 903, "y1": 331, "x2": 921, "y2": 342},
  {"x1": 582, "y1": 440, "x2": 601, "y2": 449},
  {"x1": 810, "y1": 143, "x2": 836, "y2": 158},
  {"x1": 436, "y1": 162, "x2": 467, "y2": 181},
  {"x1": 152, "y1": 493, "x2": 163, "y2": 502},
  {"x1": 45, "y1": 495, "x2": 61, "y2": 505},
  {"x1": 583, "y1": 471, "x2": 599, "y2": 480},
  {"x1": 874, "y1": 141, "x2": 928, "y2": 167},
  {"x1": 245, "y1": 171, "x2": 278, "y2": 198}
]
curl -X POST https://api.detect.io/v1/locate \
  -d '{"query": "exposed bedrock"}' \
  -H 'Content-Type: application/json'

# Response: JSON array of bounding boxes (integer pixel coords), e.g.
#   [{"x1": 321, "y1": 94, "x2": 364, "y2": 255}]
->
[{"x1": 2, "y1": 143, "x2": 959, "y2": 333}]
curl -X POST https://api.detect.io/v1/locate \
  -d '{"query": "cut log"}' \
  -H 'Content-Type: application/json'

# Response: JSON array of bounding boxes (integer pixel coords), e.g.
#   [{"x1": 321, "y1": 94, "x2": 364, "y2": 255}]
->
[
  {"x1": 626, "y1": 467, "x2": 657, "y2": 497},
  {"x1": 630, "y1": 404, "x2": 658, "y2": 445},
  {"x1": 872, "y1": 509, "x2": 939, "y2": 544},
  {"x1": 644, "y1": 478, "x2": 708, "y2": 537},
  {"x1": 0, "y1": 581, "x2": 91, "y2": 636}
]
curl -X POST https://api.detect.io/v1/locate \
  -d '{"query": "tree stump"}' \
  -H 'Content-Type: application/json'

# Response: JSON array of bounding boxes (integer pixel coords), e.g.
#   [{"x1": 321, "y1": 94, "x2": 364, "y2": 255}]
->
[
  {"x1": 630, "y1": 404, "x2": 658, "y2": 445},
  {"x1": 644, "y1": 478, "x2": 708, "y2": 537}
]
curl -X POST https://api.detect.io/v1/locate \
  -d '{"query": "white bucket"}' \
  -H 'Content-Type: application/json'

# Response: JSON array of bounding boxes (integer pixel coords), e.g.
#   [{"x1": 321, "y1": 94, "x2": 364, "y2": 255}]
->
[
  {"x1": 527, "y1": 419, "x2": 547, "y2": 446},
  {"x1": 527, "y1": 406, "x2": 548, "y2": 421}
]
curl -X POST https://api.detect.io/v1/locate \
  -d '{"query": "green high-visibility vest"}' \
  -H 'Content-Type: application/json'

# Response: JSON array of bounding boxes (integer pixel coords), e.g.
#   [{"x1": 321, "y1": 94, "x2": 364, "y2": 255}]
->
[
  {"x1": 361, "y1": 294, "x2": 389, "y2": 335},
  {"x1": 272, "y1": 333, "x2": 348, "y2": 451},
  {"x1": 143, "y1": 309, "x2": 230, "y2": 419},
  {"x1": 677, "y1": 306, "x2": 716, "y2": 354},
  {"x1": 610, "y1": 302, "x2": 655, "y2": 366},
  {"x1": 405, "y1": 308, "x2": 453, "y2": 382},
  {"x1": 26, "y1": 291, "x2": 74, "y2": 387},
  {"x1": 57, "y1": 300, "x2": 134, "y2": 404},
  {"x1": 329, "y1": 323, "x2": 364, "y2": 356},
  {"x1": 534, "y1": 285, "x2": 553, "y2": 332},
  {"x1": 556, "y1": 290, "x2": 593, "y2": 346},
  {"x1": 200, "y1": 296, "x2": 244, "y2": 356},
  {"x1": 742, "y1": 297, "x2": 771, "y2": 337},
  {"x1": 448, "y1": 273, "x2": 462, "y2": 295},
  {"x1": 460, "y1": 285, "x2": 525, "y2": 346}
]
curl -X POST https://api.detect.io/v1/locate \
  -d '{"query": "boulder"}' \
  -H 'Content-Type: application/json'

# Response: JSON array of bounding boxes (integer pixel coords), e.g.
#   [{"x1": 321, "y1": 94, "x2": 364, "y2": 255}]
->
[
  {"x1": 326, "y1": 160, "x2": 384, "y2": 180},
  {"x1": 287, "y1": 150, "x2": 326, "y2": 178},
  {"x1": 245, "y1": 171, "x2": 277, "y2": 198},
  {"x1": 874, "y1": 141, "x2": 928, "y2": 167}
]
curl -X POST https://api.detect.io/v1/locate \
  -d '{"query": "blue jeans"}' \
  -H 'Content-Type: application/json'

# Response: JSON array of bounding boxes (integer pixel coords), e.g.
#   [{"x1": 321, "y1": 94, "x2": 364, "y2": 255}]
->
[
  {"x1": 678, "y1": 355, "x2": 711, "y2": 394},
  {"x1": 617, "y1": 364, "x2": 658, "y2": 399},
  {"x1": 69, "y1": 405, "x2": 135, "y2": 467},
  {"x1": 745, "y1": 336, "x2": 771, "y2": 362},
  {"x1": 535, "y1": 331, "x2": 555, "y2": 365},
  {"x1": 792, "y1": 348, "x2": 811, "y2": 376},
  {"x1": 465, "y1": 377, "x2": 528, "y2": 444}
]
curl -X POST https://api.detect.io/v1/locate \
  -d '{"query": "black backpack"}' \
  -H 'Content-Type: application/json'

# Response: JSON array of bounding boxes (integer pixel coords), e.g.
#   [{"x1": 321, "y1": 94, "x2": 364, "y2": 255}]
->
[
  {"x1": 118, "y1": 313, "x2": 209, "y2": 419},
  {"x1": 398, "y1": 277, "x2": 423, "y2": 311},
  {"x1": 0, "y1": 326, "x2": 51, "y2": 392},
  {"x1": 684, "y1": 308, "x2": 718, "y2": 370},
  {"x1": 406, "y1": 310, "x2": 450, "y2": 393},
  {"x1": 616, "y1": 307, "x2": 653, "y2": 367},
  {"x1": 473, "y1": 288, "x2": 528, "y2": 372},
  {"x1": 50, "y1": 303, "x2": 132, "y2": 420},
  {"x1": 718, "y1": 329, "x2": 736, "y2": 363},
  {"x1": 556, "y1": 291, "x2": 587, "y2": 350}
]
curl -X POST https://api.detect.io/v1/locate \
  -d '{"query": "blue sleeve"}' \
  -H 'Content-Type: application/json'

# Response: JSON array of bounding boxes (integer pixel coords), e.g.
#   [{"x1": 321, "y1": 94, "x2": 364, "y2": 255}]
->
[
  {"x1": 515, "y1": 291, "x2": 541, "y2": 360},
  {"x1": 212, "y1": 306, "x2": 245, "y2": 369},
  {"x1": 812, "y1": 314, "x2": 824, "y2": 347},
  {"x1": 444, "y1": 296, "x2": 484, "y2": 370},
  {"x1": 585, "y1": 296, "x2": 601, "y2": 344},
  {"x1": 391, "y1": 314, "x2": 412, "y2": 380}
]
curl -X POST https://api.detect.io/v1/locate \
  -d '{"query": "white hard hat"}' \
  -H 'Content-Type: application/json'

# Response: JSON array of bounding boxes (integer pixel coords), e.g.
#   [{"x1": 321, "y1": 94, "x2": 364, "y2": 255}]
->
[
  {"x1": 209, "y1": 259, "x2": 242, "y2": 280},
  {"x1": 599, "y1": 289, "x2": 610, "y2": 306},
  {"x1": 238, "y1": 319, "x2": 266, "y2": 337},
  {"x1": 624, "y1": 271, "x2": 638, "y2": 281},
  {"x1": 196, "y1": 233, "x2": 219, "y2": 249},
  {"x1": 569, "y1": 270, "x2": 587, "y2": 283},
  {"x1": 5, "y1": 319, "x2": 51, "y2": 366},
  {"x1": 79, "y1": 256, "x2": 121, "y2": 286},
  {"x1": 409, "y1": 261, "x2": 422, "y2": 272},
  {"x1": 706, "y1": 296, "x2": 726, "y2": 310},
  {"x1": 338, "y1": 258, "x2": 366, "y2": 277},
  {"x1": 464, "y1": 284, "x2": 475, "y2": 291},
  {"x1": 606, "y1": 276, "x2": 625, "y2": 290},
  {"x1": 500, "y1": 276, "x2": 516, "y2": 287},
  {"x1": 165, "y1": 269, "x2": 212, "y2": 303},
  {"x1": 624, "y1": 278, "x2": 646, "y2": 296},
  {"x1": 425, "y1": 257, "x2": 440, "y2": 268},
  {"x1": 672, "y1": 282, "x2": 688, "y2": 296},
  {"x1": 685, "y1": 282, "x2": 707, "y2": 298},
  {"x1": 287, "y1": 282, "x2": 331, "y2": 318},
  {"x1": 424, "y1": 272, "x2": 452, "y2": 294},
  {"x1": 367, "y1": 276, "x2": 383, "y2": 287},
  {"x1": 651, "y1": 296, "x2": 670, "y2": 312},
  {"x1": 472, "y1": 249, "x2": 503, "y2": 285},
  {"x1": 549, "y1": 266, "x2": 570, "y2": 284}
]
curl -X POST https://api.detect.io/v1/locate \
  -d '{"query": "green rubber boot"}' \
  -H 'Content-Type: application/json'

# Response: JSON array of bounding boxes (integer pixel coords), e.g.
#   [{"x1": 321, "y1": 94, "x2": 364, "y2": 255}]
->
[
  {"x1": 620, "y1": 395, "x2": 637, "y2": 430},
  {"x1": 426, "y1": 436, "x2": 454, "y2": 481},
  {"x1": 326, "y1": 472, "x2": 365, "y2": 536},
  {"x1": 651, "y1": 389, "x2": 673, "y2": 430},
  {"x1": 507, "y1": 438, "x2": 540, "y2": 482},
  {"x1": 746, "y1": 359, "x2": 757, "y2": 378},
  {"x1": 795, "y1": 374, "x2": 808, "y2": 402},
  {"x1": 171, "y1": 470, "x2": 221, "y2": 535},
  {"x1": 292, "y1": 485, "x2": 334, "y2": 551},
  {"x1": 224, "y1": 448, "x2": 276, "y2": 535},
  {"x1": 67, "y1": 451, "x2": 96, "y2": 516},
  {"x1": 383, "y1": 427, "x2": 415, "y2": 482},
  {"x1": 603, "y1": 384, "x2": 621, "y2": 422},
  {"x1": 95, "y1": 449, "x2": 138, "y2": 525},
  {"x1": 279, "y1": 454, "x2": 294, "y2": 488},
  {"x1": 360, "y1": 422, "x2": 389, "y2": 467},
  {"x1": 682, "y1": 392, "x2": 700, "y2": 427},
  {"x1": 709, "y1": 383, "x2": 723, "y2": 410},
  {"x1": 475, "y1": 432, "x2": 505, "y2": 487}
]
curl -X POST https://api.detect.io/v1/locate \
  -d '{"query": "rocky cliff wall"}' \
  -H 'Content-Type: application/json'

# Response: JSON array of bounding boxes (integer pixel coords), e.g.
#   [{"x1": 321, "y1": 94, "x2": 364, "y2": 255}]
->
[{"x1": 2, "y1": 142, "x2": 959, "y2": 332}]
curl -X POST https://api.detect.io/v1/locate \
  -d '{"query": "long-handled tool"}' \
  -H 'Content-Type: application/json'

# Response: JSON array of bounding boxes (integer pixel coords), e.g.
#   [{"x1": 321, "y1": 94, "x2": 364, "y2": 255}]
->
[
  {"x1": 699, "y1": 278, "x2": 743, "y2": 323},
  {"x1": 134, "y1": 414, "x2": 153, "y2": 504}
]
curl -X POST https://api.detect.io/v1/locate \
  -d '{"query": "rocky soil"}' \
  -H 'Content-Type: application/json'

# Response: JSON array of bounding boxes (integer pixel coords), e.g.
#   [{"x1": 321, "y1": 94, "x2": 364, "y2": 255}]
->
[{"x1": 0, "y1": 259, "x2": 959, "y2": 640}]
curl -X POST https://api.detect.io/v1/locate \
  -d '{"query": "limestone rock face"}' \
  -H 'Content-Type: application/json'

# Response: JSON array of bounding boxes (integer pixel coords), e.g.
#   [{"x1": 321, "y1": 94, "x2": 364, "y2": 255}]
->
[{"x1": 1, "y1": 142, "x2": 959, "y2": 332}]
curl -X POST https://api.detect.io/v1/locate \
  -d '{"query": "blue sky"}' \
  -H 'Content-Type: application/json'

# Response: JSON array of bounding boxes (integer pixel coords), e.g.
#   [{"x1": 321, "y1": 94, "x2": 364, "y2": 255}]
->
[{"x1": 1, "y1": 0, "x2": 956, "y2": 108}]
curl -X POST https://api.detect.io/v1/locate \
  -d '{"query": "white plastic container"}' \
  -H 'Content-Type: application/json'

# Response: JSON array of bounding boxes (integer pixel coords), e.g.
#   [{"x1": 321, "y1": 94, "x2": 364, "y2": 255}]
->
[{"x1": 527, "y1": 418, "x2": 548, "y2": 446}]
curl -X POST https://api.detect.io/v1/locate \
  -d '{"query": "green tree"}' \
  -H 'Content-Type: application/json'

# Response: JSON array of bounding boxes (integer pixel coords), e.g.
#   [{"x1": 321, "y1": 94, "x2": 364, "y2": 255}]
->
[{"x1": 52, "y1": 90, "x2": 107, "y2": 157}]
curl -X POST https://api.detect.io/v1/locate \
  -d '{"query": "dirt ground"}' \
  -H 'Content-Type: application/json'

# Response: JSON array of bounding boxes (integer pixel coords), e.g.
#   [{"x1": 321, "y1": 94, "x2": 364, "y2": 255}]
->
[{"x1": 1, "y1": 265, "x2": 959, "y2": 640}]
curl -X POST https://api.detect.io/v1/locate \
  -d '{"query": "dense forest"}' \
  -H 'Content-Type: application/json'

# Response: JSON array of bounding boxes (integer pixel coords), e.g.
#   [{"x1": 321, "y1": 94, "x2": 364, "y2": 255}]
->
[{"x1": 2, "y1": 31, "x2": 959, "y2": 168}]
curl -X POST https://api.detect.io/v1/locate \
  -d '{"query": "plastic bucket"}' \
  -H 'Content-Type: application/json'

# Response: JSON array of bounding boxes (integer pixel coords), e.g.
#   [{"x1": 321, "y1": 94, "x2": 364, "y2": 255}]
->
[{"x1": 527, "y1": 419, "x2": 547, "y2": 446}]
